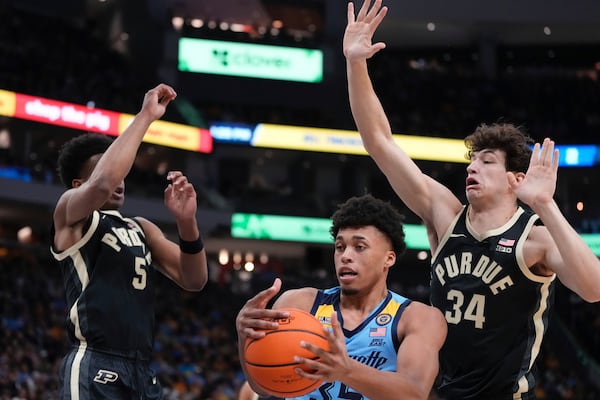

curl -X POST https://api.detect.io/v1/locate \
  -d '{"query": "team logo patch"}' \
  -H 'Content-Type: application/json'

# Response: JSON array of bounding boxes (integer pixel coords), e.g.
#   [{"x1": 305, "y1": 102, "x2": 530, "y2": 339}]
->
[
  {"x1": 376, "y1": 313, "x2": 392, "y2": 326},
  {"x1": 93, "y1": 369, "x2": 119, "y2": 384}
]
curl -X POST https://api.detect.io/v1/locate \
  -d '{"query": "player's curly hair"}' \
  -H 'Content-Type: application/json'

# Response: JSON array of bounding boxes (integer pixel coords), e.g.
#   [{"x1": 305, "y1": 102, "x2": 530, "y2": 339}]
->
[
  {"x1": 465, "y1": 123, "x2": 534, "y2": 173},
  {"x1": 330, "y1": 194, "x2": 406, "y2": 257},
  {"x1": 57, "y1": 133, "x2": 114, "y2": 188}
]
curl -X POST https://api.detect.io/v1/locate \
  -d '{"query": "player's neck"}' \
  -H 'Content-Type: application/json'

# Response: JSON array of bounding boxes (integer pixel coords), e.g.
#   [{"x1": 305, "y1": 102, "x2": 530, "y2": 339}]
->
[
  {"x1": 467, "y1": 202, "x2": 519, "y2": 233},
  {"x1": 340, "y1": 286, "x2": 388, "y2": 317}
]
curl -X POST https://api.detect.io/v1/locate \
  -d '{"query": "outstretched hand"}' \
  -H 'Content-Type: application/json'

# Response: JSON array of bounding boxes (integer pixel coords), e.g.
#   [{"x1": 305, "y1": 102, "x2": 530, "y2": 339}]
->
[
  {"x1": 343, "y1": 0, "x2": 388, "y2": 61},
  {"x1": 294, "y1": 311, "x2": 352, "y2": 382},
  {"x1": 236, "y1": 278, "x2": 290, "y2": 340},
  {"x1": 508, "y1": 138, "x2": 559, "y2": 209},
  {"x1": 140, "y1": 83, "x2": 177, "y2": 121},
  {"x1": 164, "y1": 171, "x2": 197, "y2": 220}
]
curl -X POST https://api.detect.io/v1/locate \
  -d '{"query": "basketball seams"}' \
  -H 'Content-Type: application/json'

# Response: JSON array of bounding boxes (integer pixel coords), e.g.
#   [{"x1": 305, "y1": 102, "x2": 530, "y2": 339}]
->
[
  {"x1": 243, "y1": 308, "x2": 329, "y2": 397},
  {"x1": 252, "y1": 374, "x2": 322, "y2": 397}
]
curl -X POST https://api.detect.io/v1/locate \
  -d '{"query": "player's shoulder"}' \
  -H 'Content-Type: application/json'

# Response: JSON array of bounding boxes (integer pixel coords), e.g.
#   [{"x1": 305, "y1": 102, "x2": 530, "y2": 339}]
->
[{"x1": 403, "y1": 301, "x2": 447, "y2": 335}]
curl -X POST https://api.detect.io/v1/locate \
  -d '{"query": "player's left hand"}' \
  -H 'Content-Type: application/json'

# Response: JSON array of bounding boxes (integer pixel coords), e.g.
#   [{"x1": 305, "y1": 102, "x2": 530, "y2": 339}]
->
[
  {"x1": 164, "y1": 171, "x2": 197, "y2": 219},
  {"x1": 343, "y1": 0, "x2": 388, "y2": 61},
  {"x1": 294, "y1": 311, "x2": 353, "y2": 382},
  {"x1": 508, "y1": 138, "x2": 558, "y2": 209}
]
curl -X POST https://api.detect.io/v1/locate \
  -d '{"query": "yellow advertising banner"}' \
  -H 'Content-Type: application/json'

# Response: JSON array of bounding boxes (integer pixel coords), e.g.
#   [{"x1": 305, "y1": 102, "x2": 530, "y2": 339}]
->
[
  {"x1": 252, "y1": 123, "x2": 468, "y2": 163},
  {"x1": 0, "y1": 89, "x2": 16, "y2": 117}
]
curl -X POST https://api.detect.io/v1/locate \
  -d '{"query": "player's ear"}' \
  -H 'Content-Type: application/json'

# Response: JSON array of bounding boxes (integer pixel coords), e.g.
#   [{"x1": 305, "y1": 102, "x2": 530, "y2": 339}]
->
[
  {"x1": 513, "y1": 171, "x2": 526, "y2": 183},
  {"x1": 385, "y1": 250, "x2": 396, "y2": 268},
  {"x1": 72, "y1": 178, "x2": 83, "y2": 188}
]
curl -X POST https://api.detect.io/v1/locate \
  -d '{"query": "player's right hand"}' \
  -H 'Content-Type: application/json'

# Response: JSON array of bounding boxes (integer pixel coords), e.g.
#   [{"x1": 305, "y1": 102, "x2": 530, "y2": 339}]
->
[{"x1": 236, "y1": 278, "x2": 290, "y2": 339}]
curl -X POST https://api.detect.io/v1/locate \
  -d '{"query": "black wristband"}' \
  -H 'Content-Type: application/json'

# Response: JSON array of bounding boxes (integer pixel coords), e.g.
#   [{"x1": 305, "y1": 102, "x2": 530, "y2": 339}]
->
[{"x1": 179, "y1": 235, "x2": 204, "y2": 254}]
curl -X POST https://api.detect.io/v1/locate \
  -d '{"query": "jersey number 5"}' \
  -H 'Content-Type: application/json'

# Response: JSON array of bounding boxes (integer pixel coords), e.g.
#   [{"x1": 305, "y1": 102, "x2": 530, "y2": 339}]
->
[
  {"x1": 445, "y1": 289, "x2": 486, "y2": 329},
  {"x1": 132, "y1": 256, "x2": 148, "y2": 290}
]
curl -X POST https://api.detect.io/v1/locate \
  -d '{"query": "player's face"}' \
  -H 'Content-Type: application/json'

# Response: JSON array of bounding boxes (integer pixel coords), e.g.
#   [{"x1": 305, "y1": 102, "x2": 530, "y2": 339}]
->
[
  {"x1": 333, "y1": 226, "x2": 395, "y2": 296},
  {"x1": 465, "y1": 148, "x2": 510, "y2": 203},
  {"x1": 74, "y1": 154, "x2": 126, "y2": 210}
]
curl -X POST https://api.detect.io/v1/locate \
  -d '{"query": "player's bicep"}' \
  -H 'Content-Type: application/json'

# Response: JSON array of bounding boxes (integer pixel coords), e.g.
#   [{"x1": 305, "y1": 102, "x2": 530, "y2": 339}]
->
[{"x1": 396, "y1": 304, "x2": 447, "y2": 394}]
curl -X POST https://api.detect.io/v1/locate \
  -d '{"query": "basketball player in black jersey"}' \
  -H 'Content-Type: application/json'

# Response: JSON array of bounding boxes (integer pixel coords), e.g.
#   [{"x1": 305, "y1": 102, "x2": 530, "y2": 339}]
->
[
  {"x1": 51, "y1": 83, "x2": 208, "y2": 399},
  {"x1": 344, "y1": 1, "x2": 600, "y2": 399}
]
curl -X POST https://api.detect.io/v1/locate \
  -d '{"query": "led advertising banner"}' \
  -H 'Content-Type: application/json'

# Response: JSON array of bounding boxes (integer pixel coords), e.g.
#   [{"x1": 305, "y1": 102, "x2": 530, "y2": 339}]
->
[
  {"x1": 231, "y1": 213, "x2": 431, "y2": 249},
  {"x1": 251, "y1": 124, "x2": 469, "y2": 163},
  {"x1": 232, "y1": 212, "x2": 600, "y2": 254},
  {"x1": 0, "y1": 89, "x2": 16, "y2": 117},
  {"x1": 178, "y1": 38, "x2": 323, "y2": 83},
  {"x1": 0, "y1": 89, "x2": 213, "y2": 153},
  {"x1": 556, "y1": 145, "x2": 597, "y2": 167}
]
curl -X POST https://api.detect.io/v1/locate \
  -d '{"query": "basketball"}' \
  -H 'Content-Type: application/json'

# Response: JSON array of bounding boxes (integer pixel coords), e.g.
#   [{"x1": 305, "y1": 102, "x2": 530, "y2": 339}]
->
[{"x1": 243, "y1": 308, "x2": 330, "y2": 397}]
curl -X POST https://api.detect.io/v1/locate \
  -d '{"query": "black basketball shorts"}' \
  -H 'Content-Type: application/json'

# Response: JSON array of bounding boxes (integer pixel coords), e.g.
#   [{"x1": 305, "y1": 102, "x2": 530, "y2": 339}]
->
[{"x1": 59, "y1": 345, "x2": 162, "y2": 400}]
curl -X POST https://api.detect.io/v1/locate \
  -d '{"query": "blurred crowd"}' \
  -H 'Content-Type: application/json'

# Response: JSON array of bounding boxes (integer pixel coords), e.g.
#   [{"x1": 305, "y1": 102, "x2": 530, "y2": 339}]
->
[{"x1": 1, "y1": 243, "x2": 599, "y2": 399}]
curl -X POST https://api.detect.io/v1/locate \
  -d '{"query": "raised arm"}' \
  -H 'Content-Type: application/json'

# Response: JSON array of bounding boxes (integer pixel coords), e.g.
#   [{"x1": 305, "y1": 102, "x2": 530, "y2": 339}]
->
[
  {"x1": 344, "y1": 0, "x2": 461, "y2": 239},
  {"x1": 135, "y1": 171, "x2": 208, "y2": 291},
  {"x1": 510, "y1": 138, "x2": 600, "y2": 302},
  {"x1": 54, "y1": 84, "x2": 177, "y2": 230}
]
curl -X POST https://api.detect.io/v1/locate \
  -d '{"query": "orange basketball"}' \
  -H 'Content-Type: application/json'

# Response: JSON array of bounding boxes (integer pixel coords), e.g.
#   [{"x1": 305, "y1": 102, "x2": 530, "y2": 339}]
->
[{"x1": 243, "y1": 308, "x2": 330, "y2": 398}]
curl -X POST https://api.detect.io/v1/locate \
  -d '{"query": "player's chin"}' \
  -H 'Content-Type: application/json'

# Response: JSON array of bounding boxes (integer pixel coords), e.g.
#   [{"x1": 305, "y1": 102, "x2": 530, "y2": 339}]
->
[{"x1": 102, "y1": 198, "x2": 124, "y2": 210}]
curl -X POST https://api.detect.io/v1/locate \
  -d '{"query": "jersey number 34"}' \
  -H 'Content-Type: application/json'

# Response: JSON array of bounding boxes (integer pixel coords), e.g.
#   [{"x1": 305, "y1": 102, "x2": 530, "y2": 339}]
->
[{"x1": 445, "y1": 289, "x2": 486, "y2": 329}]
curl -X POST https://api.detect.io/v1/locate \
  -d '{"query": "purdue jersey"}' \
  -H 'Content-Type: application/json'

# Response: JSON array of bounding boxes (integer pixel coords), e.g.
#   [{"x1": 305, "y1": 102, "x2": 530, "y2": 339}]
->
[
  {"x1": 51, "y1": 210, "x2": 157, "y2": 355},
  {"x1": 431, "y1": 206, "x2": 555, "y2": 399},
  {"x1": 290, "y1": 287, "x2": 411, "y2": 400}
]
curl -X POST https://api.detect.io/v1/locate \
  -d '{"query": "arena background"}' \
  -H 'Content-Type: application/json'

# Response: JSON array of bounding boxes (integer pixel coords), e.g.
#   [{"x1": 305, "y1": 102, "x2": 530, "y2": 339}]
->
[{"x1": 0, "y1": 0, "x2": 599, "y2": 398}]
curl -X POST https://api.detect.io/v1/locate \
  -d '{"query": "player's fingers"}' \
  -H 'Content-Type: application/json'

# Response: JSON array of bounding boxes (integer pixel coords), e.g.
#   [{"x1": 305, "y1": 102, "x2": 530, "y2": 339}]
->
[
  {"x1": 294, "y1": 367, "x2": 322, "y2": 380},
  {"x1": 371, "y1": 5, "x2": 388, "y2": 30},
  {"x1": 181, "y1": 183, "x2": 196, "y2": 195},
  {"x1": 365, "y1": 0, "x2": 382, "y2": 22},
  {"x1": 324, "y1": 312, "x2": 344, "y2": 352},
  {"x1": 299, "y1": 340, "x2": 325, "y2": 358},
  {"x1": 247, "y1": 278, "x2": 282, "y2": 305},
  {"x1": 356, "y1": 0, "x2": 371, "y2": 21},
  {"x1": 243, "y1": 327, "x2": 268, "y2": 340},
  {"x1": 347, "y1": 2, "x2": 355, "y2": 23},
  {"x1": 154, "y1": 83, "x2": 177, "y2": 100},
  {"x1": 530, "y1": 142, "x2": 541, "y2": 165},
  {"x1": 167, "y1": 171, "x2": 183, "y2": 180},
  {"x1": 172, "y1": 176, "x2": 189, "y2": 189},
  {"x1": 540, "y1": 138, "x2": 554, "y2": 165}
]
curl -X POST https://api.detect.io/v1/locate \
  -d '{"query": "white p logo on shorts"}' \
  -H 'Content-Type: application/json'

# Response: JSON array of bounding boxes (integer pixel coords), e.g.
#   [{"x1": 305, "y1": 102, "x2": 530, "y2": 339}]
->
[{"x1": 93, "y1": 369, "x2": 119, "y2": 384}]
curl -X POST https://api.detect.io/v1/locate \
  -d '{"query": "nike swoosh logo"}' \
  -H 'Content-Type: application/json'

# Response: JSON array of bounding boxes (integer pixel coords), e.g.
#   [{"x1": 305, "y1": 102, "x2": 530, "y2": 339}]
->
[{"x1": 449, "y1": 234, "x2": 467, "y2": 238}]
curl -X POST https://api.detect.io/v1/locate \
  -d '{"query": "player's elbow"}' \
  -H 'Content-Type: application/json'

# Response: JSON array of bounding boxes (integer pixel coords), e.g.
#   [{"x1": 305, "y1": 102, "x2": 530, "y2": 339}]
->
[
  {"x1": 581, "y1": 288, "x2": 600, "y2": 303},
  {"x1": 182, "y1": 274, "x2": 208, "y2": 291}
]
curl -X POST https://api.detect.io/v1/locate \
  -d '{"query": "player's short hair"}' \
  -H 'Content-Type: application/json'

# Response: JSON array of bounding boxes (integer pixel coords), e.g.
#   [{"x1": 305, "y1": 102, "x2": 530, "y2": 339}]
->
[
  {"x1": 465, "y1": 123, "x2": 534, "y2": 173},
  {"x1": 330, "y1": 194, "x2": 406, "y2": 257},
  {"x1": 57, "y1": 133, "x2": 114, "y2": 188}
]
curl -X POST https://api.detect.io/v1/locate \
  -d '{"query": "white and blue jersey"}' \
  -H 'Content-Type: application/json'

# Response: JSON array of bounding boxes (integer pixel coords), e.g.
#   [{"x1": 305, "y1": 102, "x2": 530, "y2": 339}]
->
[{"x1": 290, "y1": 287, "x2": 411, "y2": 400}]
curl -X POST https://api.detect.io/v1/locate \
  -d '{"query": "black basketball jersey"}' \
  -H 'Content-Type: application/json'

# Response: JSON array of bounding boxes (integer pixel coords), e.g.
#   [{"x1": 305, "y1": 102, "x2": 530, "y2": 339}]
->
[
  {"x1": 430, "y1": 206, "x2": 555, "y2": 400},
  {"x1": 51, "y1": 210, "x2": 157, "y2": 355}
]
